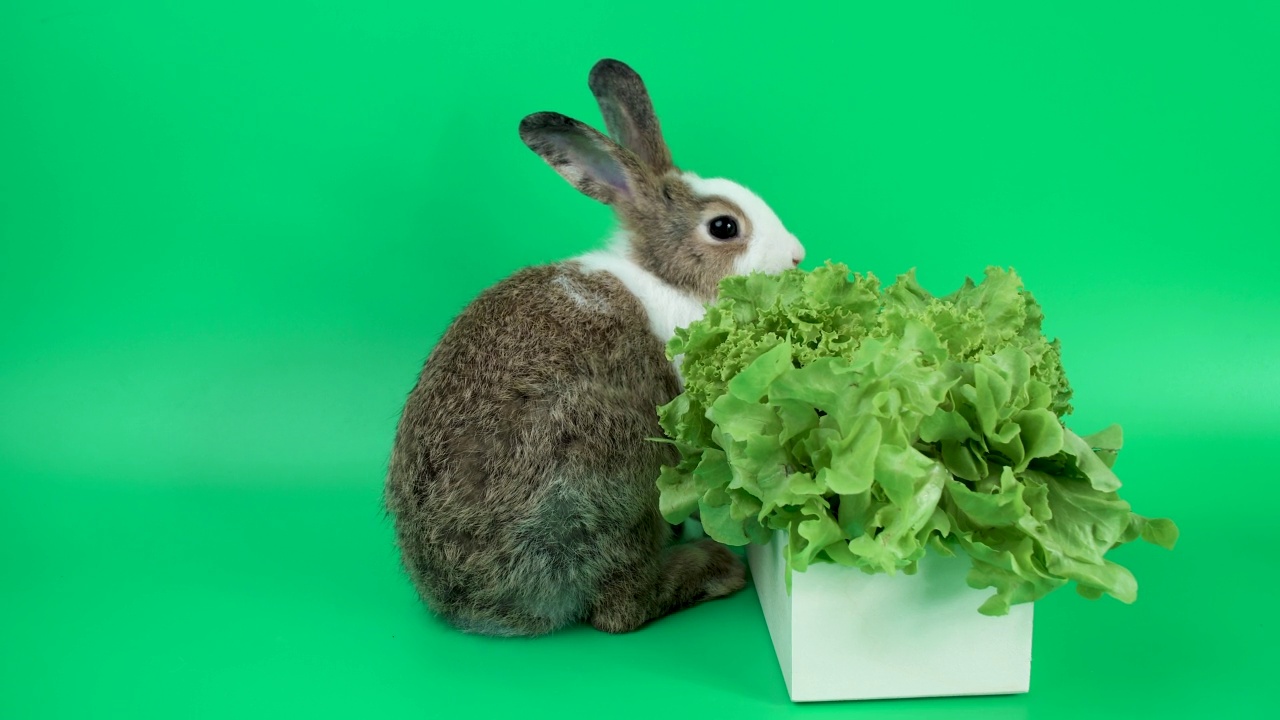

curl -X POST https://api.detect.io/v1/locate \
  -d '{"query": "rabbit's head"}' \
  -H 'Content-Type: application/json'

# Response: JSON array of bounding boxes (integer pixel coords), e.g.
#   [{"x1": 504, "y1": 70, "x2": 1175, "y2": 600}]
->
[{"x1": 520, "y1": 59, "x2": 804, "y2": 301}]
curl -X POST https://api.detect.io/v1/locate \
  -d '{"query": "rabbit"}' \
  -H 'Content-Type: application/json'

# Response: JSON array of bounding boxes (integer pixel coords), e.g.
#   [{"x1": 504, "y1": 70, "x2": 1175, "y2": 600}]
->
[{"x1": 385, "y1": 59, "x2": 805, "y2": 637}]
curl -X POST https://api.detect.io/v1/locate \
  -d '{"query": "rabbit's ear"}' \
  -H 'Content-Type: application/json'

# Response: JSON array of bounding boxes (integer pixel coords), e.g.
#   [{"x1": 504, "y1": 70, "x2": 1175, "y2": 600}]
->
[
  {"x1": 519, "y1": 112, "x2": 651, "y2": 206},
  {"x1": 588, "y1": 59, "x2": 674, "y2": 175}
]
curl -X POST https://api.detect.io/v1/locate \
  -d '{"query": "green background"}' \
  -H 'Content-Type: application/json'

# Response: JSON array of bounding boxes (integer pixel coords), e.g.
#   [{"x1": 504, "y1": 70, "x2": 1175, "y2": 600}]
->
[{"x1": 3, "y1": 1, "x2": 1277, "y2": 717}]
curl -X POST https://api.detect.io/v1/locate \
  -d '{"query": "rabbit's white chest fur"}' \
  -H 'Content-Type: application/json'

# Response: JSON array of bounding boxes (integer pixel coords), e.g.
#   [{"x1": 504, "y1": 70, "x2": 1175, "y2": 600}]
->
[{"x1": 573, "y1": 243, "x2": 706, "y2": 382}]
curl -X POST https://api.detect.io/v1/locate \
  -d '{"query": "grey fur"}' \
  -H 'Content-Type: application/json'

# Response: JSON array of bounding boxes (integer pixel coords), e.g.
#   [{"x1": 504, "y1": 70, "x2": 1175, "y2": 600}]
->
[
  {"x1": 622, "y1": 179, "x2": 747, "y2": 301},
  {"x1": 520, "y1": 117, "x2": 749, "y2": 301},
  {"x1": 386, "y1": 62, "x2": 749, "y2": 637},
  {"x1": 588, "y1": 59, "x2": 674, "y2": 174},
  {"x1": 518, "y1": 112, "x2": 651, "y2": 206}
]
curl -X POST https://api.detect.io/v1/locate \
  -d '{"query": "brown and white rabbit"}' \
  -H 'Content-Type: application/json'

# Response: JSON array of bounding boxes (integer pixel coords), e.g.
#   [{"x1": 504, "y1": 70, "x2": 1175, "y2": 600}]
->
[{"x1": 386, "y1": 59, "x2": 805, "y2": 636}]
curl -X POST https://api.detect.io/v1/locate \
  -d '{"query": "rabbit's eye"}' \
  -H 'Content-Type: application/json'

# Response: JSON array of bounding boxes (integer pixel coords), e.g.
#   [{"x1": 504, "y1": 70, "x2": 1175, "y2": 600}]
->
[{"x1": 708, "y1": 216, "x2": 739, "y2": 240}]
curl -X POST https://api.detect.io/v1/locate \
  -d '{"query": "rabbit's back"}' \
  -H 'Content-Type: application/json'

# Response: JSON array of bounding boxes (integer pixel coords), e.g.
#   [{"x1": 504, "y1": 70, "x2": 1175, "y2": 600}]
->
[{"x1": 386, "y1": 262, "x2": 681, "y2": 635}]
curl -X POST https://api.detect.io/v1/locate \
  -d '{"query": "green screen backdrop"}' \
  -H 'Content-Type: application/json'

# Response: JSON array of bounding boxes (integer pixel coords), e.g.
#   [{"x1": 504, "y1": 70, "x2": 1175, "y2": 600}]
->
[{"x1": 2, "y1": 1, "x2": 1277, "y2": 718}]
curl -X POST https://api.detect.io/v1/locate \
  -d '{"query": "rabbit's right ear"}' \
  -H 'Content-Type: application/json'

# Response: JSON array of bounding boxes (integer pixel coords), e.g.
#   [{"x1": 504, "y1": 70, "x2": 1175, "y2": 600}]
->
[
  {"x1": 519, "y1": 112, "x2": 649, "y2": 206},
  {"x1": 588, "y1": 59, "x2": 674, "y2": 175}
]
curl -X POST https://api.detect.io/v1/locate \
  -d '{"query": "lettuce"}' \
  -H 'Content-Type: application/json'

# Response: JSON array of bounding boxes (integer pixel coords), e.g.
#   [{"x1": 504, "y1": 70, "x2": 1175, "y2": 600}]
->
[{"x1": 656, "y1": 263, "x2": 1177, "y2": 615}]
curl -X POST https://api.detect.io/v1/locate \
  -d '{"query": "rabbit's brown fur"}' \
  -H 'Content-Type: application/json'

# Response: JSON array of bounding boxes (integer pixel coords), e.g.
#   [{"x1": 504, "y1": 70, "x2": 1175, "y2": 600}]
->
[
  {"x1": 385, "y1": 59, "x2": 802, "y2": 636},
  {"x1": 387, "y1": 264, "x2": 743, "y2": 635}
]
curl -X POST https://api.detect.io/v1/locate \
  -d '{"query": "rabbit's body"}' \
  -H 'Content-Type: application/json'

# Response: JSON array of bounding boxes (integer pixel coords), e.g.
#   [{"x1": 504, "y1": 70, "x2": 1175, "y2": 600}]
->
[
  {"x1": 387, "y1": 60, "x2": 803, "y2": 636},
  {"x1": 388, "y1": 260, "x2": 723, "y2": 635}
]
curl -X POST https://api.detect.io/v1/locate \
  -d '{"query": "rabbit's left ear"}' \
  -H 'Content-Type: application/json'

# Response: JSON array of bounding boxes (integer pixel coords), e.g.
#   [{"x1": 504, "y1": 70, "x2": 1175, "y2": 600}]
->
[
  {"x1": 588, "y1": 59, "x2": 674, "y2": 175},
  {"x1": 519, "y1": 112, "x2": 650, "y2": 206}
]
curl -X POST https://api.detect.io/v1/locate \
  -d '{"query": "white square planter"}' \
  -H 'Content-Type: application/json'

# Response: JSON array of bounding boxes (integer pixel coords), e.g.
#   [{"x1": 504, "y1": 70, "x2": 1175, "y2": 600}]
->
[{"x1": 746, "y1": 530, "x2": 1034, "y2": 702}]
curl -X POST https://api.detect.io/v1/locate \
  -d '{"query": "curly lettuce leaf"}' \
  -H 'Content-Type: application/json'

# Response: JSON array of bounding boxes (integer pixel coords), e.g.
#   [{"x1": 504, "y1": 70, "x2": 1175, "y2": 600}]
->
[{"x1": 656, "y1": 263, "x2": 1177, "y2": 615}]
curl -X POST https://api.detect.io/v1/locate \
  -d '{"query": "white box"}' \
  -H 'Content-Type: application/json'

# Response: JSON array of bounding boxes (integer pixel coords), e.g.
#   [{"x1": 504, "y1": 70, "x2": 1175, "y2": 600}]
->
[{"x1": 747, "y1": 530, "x2": 1034, "y2": 702}]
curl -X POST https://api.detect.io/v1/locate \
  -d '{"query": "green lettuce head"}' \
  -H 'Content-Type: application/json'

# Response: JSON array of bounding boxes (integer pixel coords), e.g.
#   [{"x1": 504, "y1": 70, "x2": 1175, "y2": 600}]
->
[{"x1": 656, "y1": 263, "x2": 1177, "y2": 615}]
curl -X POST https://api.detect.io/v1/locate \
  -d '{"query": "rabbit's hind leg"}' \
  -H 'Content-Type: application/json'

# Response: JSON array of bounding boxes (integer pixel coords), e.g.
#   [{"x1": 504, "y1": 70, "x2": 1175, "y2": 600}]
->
[{"x1": 587, "y1": 537, "x2": 746, "y2": 634}]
